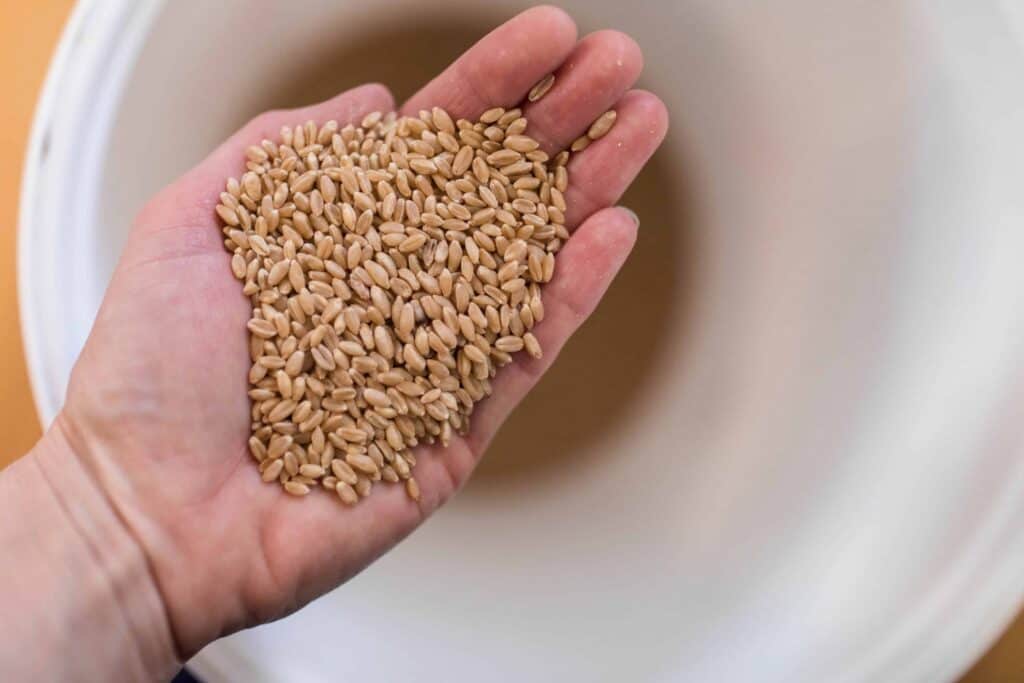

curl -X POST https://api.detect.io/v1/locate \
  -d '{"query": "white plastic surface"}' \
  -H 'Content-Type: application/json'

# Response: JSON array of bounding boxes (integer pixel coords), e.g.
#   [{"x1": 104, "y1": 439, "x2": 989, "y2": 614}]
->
[{"x1": 19, "y1": 1, "x2": 1024, "y2": 681}]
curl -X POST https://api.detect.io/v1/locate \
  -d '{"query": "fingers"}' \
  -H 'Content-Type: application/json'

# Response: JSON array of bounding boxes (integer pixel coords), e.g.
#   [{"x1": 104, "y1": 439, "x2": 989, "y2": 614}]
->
[
  {"x1": 461, "y1": 207, "x2": 641, "y2": 455},
  {"x1": 522, "y1": 30, "x2": 644, "y2": 154},
  {"x1": 397, "y1": 10, "x2": 660, "y2": 234},
  {"x1": 563, "y1": 90, "x2": 669, "y2": 228},
  {"x1": 401, "y1": 6, "x2": 577, "y2": 119}
]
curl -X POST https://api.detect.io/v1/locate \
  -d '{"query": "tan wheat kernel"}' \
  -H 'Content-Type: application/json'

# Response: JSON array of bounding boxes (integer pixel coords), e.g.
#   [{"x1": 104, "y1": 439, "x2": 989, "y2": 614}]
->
[{"x1": 527, "y1": 73, "x2": 556, "y2": 102}]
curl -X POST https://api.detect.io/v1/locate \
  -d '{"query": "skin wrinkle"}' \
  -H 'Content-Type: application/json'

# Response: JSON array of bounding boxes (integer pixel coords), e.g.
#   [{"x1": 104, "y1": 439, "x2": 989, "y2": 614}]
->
[
  {"x1": 425, "y1": 436, "x2": 474, "y2": 509},
  {"x1": 118, "y1": 240, "x2": 228, "y2": 275},
  {"x1": 47, "y1": 415, "x2": 183, "y2": 666},
  {"x1": 454, "y1": 56, "x2": 496, "y2": 117},
  {"x1": 67, "y1": 299, "x2": 243, "y2": 655},
  {"x1": 136, "y1": 197, "x2": 220, "y2": 237},
  {"x1": 27, "y1": 455, "x2": 154, "y2": 680},
  {"x1": 563, "y1": 176, "x2": 607, "y2": 229},
  {"x1": 253, "y1": 505, "x2": 294, "y2": 624}
]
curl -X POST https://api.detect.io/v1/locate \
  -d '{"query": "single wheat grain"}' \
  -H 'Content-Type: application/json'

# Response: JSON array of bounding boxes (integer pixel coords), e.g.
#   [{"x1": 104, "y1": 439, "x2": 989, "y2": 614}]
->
[
  {"x1": 587, "y1": 110, "x2": 617, "y2": 140},
  {"x1": 527, "y1": 74, "x2": 555, "y2": 102},
  {"x1": 570, "y1": 135, "x2": 591, "y2": 152}
]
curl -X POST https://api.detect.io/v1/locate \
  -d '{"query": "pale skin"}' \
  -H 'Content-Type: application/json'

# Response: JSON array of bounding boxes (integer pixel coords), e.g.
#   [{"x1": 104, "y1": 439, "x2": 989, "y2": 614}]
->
[{"x1": 0, "y1": 7, "x2": 668, "y2": 681}]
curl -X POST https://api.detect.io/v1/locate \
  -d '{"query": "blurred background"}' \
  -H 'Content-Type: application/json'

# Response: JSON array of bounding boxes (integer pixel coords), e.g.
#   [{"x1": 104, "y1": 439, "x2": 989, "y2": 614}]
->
[{"x1": 2, "y1": 2, "x2": 1023, "y2": 681}]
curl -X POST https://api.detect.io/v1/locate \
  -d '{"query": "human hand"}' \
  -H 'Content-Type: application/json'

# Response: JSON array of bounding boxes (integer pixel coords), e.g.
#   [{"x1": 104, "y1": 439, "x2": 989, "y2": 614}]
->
[{"x1": 49, "y1": 5, "x2": 668, "y2": 662}]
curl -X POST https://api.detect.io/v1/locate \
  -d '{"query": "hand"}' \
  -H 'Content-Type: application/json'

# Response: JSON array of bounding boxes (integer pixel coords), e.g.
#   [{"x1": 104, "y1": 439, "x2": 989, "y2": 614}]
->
[{"x1": 51, "y1": 5, "x2": 668, "y2": 661}]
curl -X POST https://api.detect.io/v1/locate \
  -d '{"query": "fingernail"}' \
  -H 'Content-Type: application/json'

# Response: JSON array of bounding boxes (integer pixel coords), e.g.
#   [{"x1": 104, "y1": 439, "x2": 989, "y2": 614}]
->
[{"x1": 619, "y1": 206, "x2": 640, "y2": 226}]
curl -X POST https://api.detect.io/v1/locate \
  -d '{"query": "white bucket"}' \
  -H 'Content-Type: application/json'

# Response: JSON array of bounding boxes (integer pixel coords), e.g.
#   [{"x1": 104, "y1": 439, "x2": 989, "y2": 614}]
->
[{"x1": 20, "y1": 1, "x2": 1024, "y2": 680}]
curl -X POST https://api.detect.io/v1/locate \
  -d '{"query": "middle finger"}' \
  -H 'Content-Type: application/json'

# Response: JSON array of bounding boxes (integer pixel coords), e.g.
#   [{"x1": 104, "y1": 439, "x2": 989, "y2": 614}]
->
[{"x1": 521, "y1": 30, "x2": 644, "y2": 154}]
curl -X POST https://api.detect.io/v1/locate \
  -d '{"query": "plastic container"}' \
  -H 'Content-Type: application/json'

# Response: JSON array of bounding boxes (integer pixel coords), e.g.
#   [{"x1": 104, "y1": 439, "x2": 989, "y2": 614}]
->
[{"x1": 20, "y1": 1, "x2": 1024, "y2": 680}]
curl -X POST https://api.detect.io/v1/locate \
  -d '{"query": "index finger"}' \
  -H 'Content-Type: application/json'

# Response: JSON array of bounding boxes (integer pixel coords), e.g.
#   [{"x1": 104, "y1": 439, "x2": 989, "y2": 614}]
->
[{"x1": 401, "y1": 6, "x2": 577, "y2": 119}]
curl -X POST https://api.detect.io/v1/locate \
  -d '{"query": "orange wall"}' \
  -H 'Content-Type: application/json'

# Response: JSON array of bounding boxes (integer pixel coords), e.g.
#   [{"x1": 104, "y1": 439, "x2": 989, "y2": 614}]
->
[
  {"x1": 0, "y1": 2, "x2": 1016, "y2": 680},
  {"x1": 0, "y1": 1, "x2": 73, "y2": 464}
]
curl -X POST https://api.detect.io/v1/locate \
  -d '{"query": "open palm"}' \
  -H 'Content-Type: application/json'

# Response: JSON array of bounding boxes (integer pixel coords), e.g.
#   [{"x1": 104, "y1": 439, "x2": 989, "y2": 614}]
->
[{"x1": 59, "y1": 6, "x2": 667, "y2": 657}]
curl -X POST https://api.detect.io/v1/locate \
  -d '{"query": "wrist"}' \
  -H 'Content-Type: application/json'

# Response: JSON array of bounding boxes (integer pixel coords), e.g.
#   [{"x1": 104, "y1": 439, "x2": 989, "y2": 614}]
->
[{"x1": 0, "y1": 416, "x2": 179, "y2": 681}]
